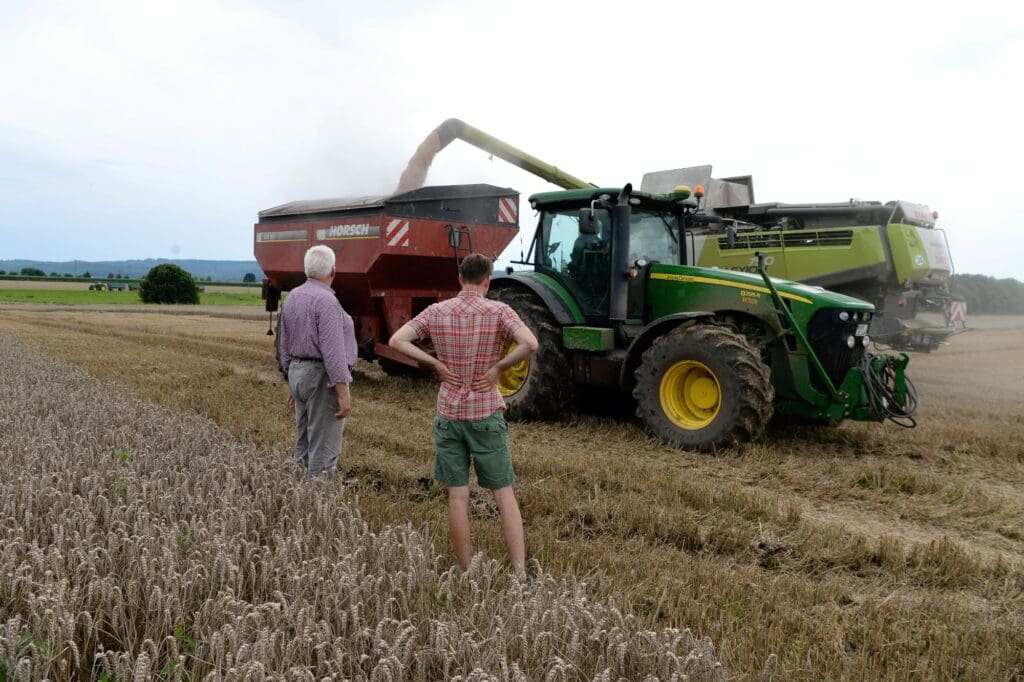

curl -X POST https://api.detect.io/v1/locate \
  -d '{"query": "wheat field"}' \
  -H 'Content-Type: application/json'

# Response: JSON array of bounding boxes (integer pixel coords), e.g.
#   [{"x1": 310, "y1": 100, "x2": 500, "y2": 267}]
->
[{"x1": 0, "y1": 307, "x2": 1022, "y2": 680}]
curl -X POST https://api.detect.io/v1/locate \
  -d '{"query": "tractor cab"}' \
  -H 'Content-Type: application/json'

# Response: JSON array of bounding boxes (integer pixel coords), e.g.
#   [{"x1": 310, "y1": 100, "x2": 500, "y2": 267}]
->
[{"x1": 524, "y1": 185, "x2": 717, "y2": 324}]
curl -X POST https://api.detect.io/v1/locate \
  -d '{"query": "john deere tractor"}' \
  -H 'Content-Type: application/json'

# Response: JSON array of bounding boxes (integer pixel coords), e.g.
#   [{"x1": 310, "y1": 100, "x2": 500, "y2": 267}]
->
[{"x1": 490, "y1": 184, "x2": 916, "y2": 450}]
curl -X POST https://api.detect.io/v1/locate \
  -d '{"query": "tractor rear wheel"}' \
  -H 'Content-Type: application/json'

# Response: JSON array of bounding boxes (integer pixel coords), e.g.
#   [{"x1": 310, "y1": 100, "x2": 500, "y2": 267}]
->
[
  {"x1": 489, "y1": 287, "x2": 574, "y2": 419},
  {"x1": 633, "y1": 324, "x2": 773, "y2": 451}
]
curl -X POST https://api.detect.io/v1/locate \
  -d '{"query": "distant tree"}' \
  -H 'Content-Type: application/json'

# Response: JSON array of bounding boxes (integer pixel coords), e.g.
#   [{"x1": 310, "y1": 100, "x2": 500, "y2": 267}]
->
[
  {"x1": 0, "y1": 270, "x2": 6, "y2": 275},
  {"x1": 205, "y1": 276, "x2": 213, "y2": 282},
  {"x1": 107, "y1": 272, "x2": 115, "y2": 278},
  {"x1": 243, "y1": 272, "x2": 257, "y2": 283},
  {"x1": 82, "y1": 271, "x2": 91, "y2": 278},
  {"x1": 21, "y1": 267, "x2": 45, "y2": 276},
  {"x1": 49, "y1": 271, "x2": 58, "y2": 277},
  {"x1": 950, "y1": 274, "x2": 1024, "y2": 315},
  {"x1": 139, "y1": 264, "x2": 200, "y2": 304},
  {"x1": 114, "y1": 274, "x2": 122, "y2": 279}
]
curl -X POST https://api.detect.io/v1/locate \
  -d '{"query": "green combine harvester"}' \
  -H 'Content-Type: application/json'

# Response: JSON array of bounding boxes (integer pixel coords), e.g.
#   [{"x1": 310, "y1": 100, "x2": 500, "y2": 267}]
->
[
  {"x1": 388, "y1": 119, "x2": 920, "y2": 449},
  {"x1": 641, "y1": 166, "x2": 963, "y2": 352}
]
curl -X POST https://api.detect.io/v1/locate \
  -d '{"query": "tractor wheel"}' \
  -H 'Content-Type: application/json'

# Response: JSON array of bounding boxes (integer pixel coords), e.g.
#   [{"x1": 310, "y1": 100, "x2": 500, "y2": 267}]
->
[
  {"x1": 633, "y1": 324, "x2": 773, "y2": 451},
  {"x1": 488, "y1": 287, "x2": 574, "y2": 420}
]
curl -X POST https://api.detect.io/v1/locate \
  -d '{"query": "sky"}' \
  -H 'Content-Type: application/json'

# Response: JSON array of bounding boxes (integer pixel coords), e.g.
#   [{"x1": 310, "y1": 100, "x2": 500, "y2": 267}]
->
[{"x1": 1, "y1": 0, "x2": 1023, "y2": 278}]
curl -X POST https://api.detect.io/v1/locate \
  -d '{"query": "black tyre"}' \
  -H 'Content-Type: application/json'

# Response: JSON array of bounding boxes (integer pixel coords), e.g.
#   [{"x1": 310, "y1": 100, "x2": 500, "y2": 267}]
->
[
  {"x1": 488, "y1": 286, "x2": 574, "y2": 419},
  {"x1": 633, "y1": 324, "x2": 773, "y2": 451},
  {"x1": 378, "y1": 357, "x2": 424, "y2": 377}
]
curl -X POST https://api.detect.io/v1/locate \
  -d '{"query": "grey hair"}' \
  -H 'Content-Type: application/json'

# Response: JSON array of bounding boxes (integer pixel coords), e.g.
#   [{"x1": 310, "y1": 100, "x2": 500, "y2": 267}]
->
[{"x1": 304, "y1": 245, "x2": 336, "y2": 279}]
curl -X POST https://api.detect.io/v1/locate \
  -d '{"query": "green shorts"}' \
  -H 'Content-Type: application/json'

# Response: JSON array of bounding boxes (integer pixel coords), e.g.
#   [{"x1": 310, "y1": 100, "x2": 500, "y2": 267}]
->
[{"x1": 433, "y1": 410, "x2": 516, "y2": 490}]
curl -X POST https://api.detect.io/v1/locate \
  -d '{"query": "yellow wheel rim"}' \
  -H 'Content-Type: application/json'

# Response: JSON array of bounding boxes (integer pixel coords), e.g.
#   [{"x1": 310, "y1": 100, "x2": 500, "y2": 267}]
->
[
  {"x1": 498, "y1": 340, "x2": 530, "y2": 396},
  {"x1": 659, "y1": 360, "x2": 721, "y2": 429}
]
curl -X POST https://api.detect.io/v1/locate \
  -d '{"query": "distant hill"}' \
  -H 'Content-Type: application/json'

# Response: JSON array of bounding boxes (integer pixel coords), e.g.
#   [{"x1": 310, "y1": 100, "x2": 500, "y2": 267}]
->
[{"x1": 0, "y1": 259, "x2": 264, "y2": 282}]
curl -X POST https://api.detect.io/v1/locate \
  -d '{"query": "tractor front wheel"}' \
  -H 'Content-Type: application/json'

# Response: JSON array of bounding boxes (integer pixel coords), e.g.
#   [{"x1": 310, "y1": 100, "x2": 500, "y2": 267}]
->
[
  {"x1": 488, "y1": 287, "x2": 574, "y2": 420},
  {"x1": 633, "y1": 324, "x2": 773, "y2": 451}
]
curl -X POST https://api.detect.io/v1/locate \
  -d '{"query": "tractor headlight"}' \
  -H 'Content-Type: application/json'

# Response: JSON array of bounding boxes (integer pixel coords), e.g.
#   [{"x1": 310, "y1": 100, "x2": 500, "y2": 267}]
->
[
  {"x1": 846, "y1": 336, "x2": 856, "y2": 349},
  {"x1": 839, "y1": 311, "x2": 850, "y2": 322},
  {"x1": 862, "y1": 335, "x2": 871, "y2": 347}
]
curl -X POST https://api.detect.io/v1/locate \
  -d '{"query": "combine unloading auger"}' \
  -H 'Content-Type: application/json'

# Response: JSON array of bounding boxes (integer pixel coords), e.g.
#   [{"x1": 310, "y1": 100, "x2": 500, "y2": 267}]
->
[{"x1": 395, "y1": 118, "x2": 594, "y2": 194}]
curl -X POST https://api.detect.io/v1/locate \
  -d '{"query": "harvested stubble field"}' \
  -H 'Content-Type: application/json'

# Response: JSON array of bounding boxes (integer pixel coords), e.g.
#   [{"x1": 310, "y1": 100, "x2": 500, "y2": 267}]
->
[{"x1": 0, "y1": 307, "x2": 1022, "y2": 680}]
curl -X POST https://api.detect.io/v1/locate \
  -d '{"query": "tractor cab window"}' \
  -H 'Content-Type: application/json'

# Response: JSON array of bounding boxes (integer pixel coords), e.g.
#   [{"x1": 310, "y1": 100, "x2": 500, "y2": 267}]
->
[
  {"x1": 538, "y1": 209, "x2": 611, "y2": 317},
  {"x1": 629, "y1": 210, "x2": 679, "y2": 264}
]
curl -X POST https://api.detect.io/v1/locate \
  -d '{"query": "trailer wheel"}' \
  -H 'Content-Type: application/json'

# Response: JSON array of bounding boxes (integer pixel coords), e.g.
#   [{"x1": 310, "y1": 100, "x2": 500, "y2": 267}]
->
[
  {"x1": 489, "y1": 287, "x2": 574, "y2": 419},
  {"x1": 378, "y1": 357, "x2": 423, "y2": 377},
  {"x1": 633, "y1": 324, "x2": 773, "y2": 451}
]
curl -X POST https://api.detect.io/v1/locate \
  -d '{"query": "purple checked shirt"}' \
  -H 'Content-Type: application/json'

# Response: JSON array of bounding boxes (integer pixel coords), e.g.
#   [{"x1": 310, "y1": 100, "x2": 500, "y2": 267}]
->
[{"x1": 279, "y1": 279, "x2": 357, "y2": 386}]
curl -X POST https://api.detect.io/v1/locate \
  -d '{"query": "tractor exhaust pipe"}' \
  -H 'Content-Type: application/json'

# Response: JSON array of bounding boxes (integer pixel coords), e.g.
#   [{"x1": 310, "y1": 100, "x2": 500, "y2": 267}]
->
[
  {"x1": 394, "y1": 118, "x2": 595, "y2": 194},
  {"x1": 609, "y1": 183, "x2": 633, "y2": 325}
]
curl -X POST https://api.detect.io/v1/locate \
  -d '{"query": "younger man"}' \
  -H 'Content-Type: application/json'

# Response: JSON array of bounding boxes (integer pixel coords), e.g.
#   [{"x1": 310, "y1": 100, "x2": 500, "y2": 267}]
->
[{"x1": 389, "y1": 254, "x2": 538, "y2": 579}]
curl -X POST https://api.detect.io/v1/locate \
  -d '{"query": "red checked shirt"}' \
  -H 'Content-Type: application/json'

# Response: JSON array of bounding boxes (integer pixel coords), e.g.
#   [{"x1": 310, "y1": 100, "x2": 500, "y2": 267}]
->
[{"x1": 408, "y1": 290, "x2": 525, "y2": 421}]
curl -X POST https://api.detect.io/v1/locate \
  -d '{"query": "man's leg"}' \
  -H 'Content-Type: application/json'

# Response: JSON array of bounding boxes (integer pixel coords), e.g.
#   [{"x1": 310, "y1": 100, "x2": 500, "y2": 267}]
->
[
  {"x1": 434, "y1": 416, "x2": 471, "y2": 571},
  {"x1": 492, "y1": 486, "x2": 526, "y2": 580},
  {"x1": 468, "y1": 411, "x2": 525, "y2": 579},
  {"x1": 288, "y1": 364, "x2": 311, "y2": 471},
  {"x1": 305, "y1": 366, "x2": 343, "y2": 482},
  {"x1": 446, "y1": 485, "x2": 472, "y2": 573}
]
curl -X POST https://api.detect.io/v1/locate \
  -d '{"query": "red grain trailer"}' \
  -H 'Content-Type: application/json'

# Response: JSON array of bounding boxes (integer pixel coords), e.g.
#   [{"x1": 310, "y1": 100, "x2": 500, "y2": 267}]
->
[{"x1": 255, "y1": 184, "x2": 520, "y2": 369}]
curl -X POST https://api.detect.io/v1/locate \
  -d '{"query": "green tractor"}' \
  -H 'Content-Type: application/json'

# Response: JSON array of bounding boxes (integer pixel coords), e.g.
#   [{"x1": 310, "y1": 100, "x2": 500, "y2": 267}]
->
[{"x1": 490, "y1": 184, "x2": 916, "y2": 450}]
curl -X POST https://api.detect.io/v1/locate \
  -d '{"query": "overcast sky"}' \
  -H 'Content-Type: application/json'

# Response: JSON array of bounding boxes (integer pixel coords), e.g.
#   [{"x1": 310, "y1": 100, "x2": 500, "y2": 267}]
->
[{"x1": 2, "y1": 0, "x2": 1022, "y2": 278}]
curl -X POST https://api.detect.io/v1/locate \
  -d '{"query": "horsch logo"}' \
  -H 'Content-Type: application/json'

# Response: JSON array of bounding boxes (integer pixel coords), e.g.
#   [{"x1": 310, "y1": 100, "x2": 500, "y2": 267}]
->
[{"x1": 316, "y1": 223, "x2": 380, "y2": 240}]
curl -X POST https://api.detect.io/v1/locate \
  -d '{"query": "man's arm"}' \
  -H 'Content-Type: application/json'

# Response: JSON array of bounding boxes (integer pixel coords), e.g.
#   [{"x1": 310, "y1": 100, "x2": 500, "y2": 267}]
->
[
  {"x1": 279, "y1": 304, "x2": 297, "y2": 408},
  {"x1": 389, "y1": 323, "x2": 460, "y2": 385},
  {"x1": 332, "y1": 382, "x2": 351, "y2": 419},
  {"x1": 341, "y1": 310, "x2": 358, "y2": 371},
  {"x1": 316, "y1": 299, "x2": 353, "y2": 419},
  {"x1": 471, "y1": 324, "x2": 538, "y2": 392},
  {"x1": 278, "y1": 303, "x2": 291, "y2": 374}
]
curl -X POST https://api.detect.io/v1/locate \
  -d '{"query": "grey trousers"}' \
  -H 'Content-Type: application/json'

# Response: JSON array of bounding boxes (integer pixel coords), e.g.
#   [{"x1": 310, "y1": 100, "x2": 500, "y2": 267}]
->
[{"x1": 288, "y1": 360, "x2": 345, "y2": 481}]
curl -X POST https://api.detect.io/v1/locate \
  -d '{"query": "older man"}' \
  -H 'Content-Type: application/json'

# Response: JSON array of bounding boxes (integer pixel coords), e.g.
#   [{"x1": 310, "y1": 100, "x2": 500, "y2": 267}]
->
[{"x1": 278, "y1": 245, "x2": 357, "y2": 481}]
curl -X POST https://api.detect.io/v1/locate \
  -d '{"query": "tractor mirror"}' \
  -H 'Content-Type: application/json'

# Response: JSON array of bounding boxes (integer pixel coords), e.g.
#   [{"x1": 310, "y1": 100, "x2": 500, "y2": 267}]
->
[{"x1": 578, "y1": 208, "x2": 598, "y2": 235}]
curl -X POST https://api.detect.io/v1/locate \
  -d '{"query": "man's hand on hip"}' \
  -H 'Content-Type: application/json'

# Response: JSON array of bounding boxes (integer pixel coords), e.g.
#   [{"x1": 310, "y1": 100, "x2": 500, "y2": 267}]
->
[
  {"x1": 334, "y1": 383, "x2": 351, "y2": 419},
  {"x1": 433, "y1": 360, "x2": 461, "y2": 386},
  {"x1": 471, "y1": 365, "x2": 501, "y2": 392}
]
